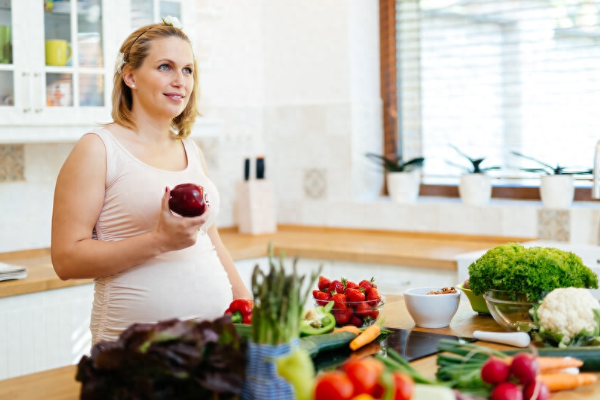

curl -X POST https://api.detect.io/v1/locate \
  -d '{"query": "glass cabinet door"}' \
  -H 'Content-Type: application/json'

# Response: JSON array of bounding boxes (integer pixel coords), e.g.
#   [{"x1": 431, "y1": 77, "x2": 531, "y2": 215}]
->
[
  {"x1": 43, "y1": 0, "x2": 104, "y2": 108},
  {"x1": 0, "y1": 0, "x2": 14, "y2": 108}
]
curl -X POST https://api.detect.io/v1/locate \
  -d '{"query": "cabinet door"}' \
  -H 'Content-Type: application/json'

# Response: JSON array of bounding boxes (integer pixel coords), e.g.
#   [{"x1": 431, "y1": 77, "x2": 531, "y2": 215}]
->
[
  {"x1": 38, "y1": 0, "x2": 111, "y2": 124},
  {"x1": 0, "y1": 0, "x2": 118, "y2": 130},
  {"x1": 0, "y1": 0, "x2": 27, "y2": 123}
]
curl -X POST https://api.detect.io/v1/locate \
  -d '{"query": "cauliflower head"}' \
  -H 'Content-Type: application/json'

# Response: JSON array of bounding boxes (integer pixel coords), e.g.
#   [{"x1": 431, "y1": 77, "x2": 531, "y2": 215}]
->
[{"x1": 536, "y1": 287, "x2": 600, "y2": 346}]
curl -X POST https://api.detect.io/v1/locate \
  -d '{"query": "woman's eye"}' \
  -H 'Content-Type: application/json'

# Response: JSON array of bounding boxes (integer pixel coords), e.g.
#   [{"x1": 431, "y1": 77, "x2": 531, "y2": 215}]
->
[
  {"x1": 158, "y1": 64, "x2": 170, "y2": 71},
  {"x1": 183, "y1": 67, "x2": 193, "y2": 74}
]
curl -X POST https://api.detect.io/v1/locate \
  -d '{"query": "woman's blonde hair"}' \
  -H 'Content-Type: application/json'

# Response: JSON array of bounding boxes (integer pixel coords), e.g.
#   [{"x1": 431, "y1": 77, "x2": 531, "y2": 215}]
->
[{"x1": 110, "y1": 23, "x2": 199, "y2": 138}]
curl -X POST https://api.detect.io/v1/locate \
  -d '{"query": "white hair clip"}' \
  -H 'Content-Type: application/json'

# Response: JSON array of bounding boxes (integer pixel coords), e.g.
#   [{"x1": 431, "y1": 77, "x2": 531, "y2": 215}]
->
[
  {"x1": 115, "y1": 51, "x2": 127, "y2": 74},
  {"x1": 162, "y1": 16, "x2": 183, "y2": 29}
]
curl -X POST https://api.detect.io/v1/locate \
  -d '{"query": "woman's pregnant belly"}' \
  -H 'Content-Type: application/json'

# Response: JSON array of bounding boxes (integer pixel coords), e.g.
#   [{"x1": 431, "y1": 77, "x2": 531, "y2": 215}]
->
[{"x1": 91, "y1": 239, "x2": 233, "y2": 343}]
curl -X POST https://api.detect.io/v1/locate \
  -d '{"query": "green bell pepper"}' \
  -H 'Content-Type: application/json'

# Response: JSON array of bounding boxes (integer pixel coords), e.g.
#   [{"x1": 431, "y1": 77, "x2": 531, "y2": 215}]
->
[{"x1": 300, "y1": 301, "x2": 336, "y2": 336}]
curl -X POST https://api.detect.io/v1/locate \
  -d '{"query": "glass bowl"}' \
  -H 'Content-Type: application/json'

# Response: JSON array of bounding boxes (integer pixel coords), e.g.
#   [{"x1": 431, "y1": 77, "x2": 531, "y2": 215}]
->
[
  {"x1": 456, "y1": 283, "x2": 490, "y2": 315},
  {"x1": 483, "y1": 290, "x2": 537, "y2": 332},
  {"x1": 314, "y1": 294, "x2": 385, "y2": 328}
]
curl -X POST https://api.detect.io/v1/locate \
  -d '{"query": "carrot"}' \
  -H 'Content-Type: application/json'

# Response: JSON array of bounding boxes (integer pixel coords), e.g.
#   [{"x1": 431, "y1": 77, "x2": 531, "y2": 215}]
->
[
  {"x1": 349, "y1": 324, "x2": 380, "y2": 351},
  {"x1": 504, "y1": 356, "x2": 584, "y2": 373},
  {"x1": 538, "y1": 372, "x2": 597, "y2": 392},
  {"x1": 334, "y1": 326, "x2": 361, "y2": 336}
]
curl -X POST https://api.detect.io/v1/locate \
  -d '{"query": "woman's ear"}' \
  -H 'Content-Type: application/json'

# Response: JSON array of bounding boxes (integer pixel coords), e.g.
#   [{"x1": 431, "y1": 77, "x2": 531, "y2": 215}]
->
[{"x1": 122, "y1": 67, "x2": 136, "y2": 89}]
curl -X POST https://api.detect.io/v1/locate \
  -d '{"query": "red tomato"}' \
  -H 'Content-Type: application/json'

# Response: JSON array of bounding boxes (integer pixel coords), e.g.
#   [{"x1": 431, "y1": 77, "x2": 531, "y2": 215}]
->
[
  {"x1": 314, "y1": 371, "x2": 354, "y2": 400},
  {"x1": 391, "y1": 372, "x2": 414, "y2": 400},
  {"x1": 343, "y1": 359, "x2": 380, "y2": 395}
]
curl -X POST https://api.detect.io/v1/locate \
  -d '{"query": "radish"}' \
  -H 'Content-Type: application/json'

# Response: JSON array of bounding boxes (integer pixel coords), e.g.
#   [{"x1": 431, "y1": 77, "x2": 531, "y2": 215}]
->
[
  {"x1": 510, "y1": 353, "x2": 539, "y2": 385},
  {"x1": 481, "y1": 357, "x2": 510, "y2": 384},
  {"x1": 492, "y1": 382, "x2": 523, "y2": 400},
  {"x1": 523, "y1": 380, "x2": 550, "y2": 400}
]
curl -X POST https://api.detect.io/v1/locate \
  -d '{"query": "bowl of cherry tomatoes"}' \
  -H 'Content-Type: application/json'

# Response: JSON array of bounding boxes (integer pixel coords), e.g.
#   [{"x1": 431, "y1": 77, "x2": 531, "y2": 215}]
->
[{"x1": 313, "y1": 276, "x2": 385, "y2": 327}]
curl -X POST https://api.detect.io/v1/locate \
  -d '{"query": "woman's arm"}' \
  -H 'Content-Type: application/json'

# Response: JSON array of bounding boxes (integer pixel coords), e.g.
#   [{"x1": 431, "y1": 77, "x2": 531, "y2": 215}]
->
[
  {"x1": 207, "y1": 224, "x2": 252, "y2": 299},
  {"x1": 51, "y1": 133, "x2": 209, "y2": 280}
]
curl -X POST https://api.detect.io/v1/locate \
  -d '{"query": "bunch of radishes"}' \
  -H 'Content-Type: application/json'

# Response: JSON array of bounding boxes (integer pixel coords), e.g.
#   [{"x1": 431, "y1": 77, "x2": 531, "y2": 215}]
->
[{"x1": 481, "y1": 353, "x2": 550, "y2": 400}]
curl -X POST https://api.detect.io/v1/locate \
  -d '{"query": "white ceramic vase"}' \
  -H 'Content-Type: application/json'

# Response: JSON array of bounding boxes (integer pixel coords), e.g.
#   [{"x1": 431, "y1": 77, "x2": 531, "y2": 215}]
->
[
  {"x1": 387, "y1": 170, "x2": 421, "y2": 204},
  {"x1": 459, "y1": 174, "x2": 492, "y2": 206},
  {"x1": 540, "y1": 175, "x2": 574, "y2": 209}
]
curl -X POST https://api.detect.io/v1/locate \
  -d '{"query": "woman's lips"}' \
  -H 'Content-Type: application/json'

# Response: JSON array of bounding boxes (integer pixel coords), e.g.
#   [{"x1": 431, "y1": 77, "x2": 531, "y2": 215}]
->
[{"x1": 164, "y1": 93, "x2": 184, "y2": 102}]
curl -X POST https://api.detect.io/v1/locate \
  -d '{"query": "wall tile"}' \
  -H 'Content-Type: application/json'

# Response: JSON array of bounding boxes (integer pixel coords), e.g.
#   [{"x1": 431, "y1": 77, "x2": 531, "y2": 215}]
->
[
  {"x1": 326, "y1": 104, "x2": 352, "y2": 137},
  {"x1": 500, "y1": 205, "x2": 538, "y2": 238},
  {"x1": 537, "y1": 209, "x2": 570, "y2": 242},
  {"x1": 0, "y1": 144, "x2": 24, "y2": 182},
  {"x1": 300, "y1": 200, "x2": 329, "y2": 226},
  {"x1": 570, "y1": 208, "x2": 600, "y2": 245},
  {"x1": 303, "y1": 168, "x2": 327, "y2": 200}
]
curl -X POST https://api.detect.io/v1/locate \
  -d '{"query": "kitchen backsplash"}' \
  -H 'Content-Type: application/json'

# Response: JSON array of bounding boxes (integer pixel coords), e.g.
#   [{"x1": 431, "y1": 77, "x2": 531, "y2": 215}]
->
[{"x1": 0, "y1": 144, "x2": 24, "y2": 182}]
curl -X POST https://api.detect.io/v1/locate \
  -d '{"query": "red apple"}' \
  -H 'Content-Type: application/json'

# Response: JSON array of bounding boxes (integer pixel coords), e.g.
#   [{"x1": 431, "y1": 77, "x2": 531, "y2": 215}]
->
[{"x1": 168, "y1": 183, "x2": 208, "y2": 217}]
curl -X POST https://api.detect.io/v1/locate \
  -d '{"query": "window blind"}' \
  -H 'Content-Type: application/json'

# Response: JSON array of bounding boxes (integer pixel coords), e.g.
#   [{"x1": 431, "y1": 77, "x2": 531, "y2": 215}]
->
[{"x1": 395, "y1": 0, "x2": 600, "y2": 182}]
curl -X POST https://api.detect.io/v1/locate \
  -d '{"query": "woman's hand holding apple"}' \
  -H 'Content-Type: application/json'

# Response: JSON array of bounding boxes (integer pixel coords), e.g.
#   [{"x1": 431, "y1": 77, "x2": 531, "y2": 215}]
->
[{"x1": 154, "y1": 186, "x2": 211, "y2": 252}]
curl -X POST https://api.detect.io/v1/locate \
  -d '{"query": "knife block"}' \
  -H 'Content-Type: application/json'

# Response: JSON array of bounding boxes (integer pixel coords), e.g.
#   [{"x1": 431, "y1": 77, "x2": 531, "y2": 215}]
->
[{"x1": 237, "y1": 180, "x2": 277, "y2": 235}]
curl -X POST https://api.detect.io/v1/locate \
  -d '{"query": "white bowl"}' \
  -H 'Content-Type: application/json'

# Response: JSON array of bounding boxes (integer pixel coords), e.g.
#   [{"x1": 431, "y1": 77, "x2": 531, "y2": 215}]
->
[{"x1": 404, "y1": 287, "x2": 460, "y2": 328}]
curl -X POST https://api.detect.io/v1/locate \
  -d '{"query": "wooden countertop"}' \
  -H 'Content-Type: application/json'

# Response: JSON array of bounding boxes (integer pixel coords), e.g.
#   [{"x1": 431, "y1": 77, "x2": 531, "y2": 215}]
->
[
  {"x1": 0, "y1": 295, "x2": 595, "y2": 399},
  {"x1": 0, "y1": 225, "x2": 532, "y2": 299}
]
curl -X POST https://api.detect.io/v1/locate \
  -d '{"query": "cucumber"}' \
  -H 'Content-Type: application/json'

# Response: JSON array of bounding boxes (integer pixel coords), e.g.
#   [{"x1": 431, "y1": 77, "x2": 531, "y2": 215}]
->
[
  {"x1": 503, "y1": 347, "x2": 600, "y2": 372},
  {"x1": 300, "y1": 331, "x2": 358, "y2": 358}
]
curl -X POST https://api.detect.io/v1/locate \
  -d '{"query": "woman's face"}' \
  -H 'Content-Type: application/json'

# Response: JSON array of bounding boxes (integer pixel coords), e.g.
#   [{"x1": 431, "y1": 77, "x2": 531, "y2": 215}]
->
[{"x1": 131, "y1": 37, "x2": 194, "y2": 120}]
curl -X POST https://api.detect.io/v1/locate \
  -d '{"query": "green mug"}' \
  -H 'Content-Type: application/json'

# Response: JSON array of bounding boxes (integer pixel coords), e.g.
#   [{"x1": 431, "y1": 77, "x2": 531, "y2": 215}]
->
[
  {"x1": 45, "y1": 40, "x2": 72, "y2": 66},
  {"x1": 0, "y1": 26, "x2": 11, "y2": 64}
]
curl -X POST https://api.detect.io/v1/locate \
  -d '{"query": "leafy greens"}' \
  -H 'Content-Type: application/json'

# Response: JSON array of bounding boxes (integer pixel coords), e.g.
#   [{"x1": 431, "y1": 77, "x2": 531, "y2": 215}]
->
[
  {"x1": 76, "y1": 315, "x2": 246, "y2": 400},
  {"x1": 468, "y1": 243, "x2": 598, "y2": 301}
]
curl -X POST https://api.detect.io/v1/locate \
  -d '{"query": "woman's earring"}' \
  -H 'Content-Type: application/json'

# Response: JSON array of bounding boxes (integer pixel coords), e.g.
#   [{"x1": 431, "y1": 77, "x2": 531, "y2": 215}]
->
[{"x1": 131, "y1": 84, "x2": 136, "y2": 88}]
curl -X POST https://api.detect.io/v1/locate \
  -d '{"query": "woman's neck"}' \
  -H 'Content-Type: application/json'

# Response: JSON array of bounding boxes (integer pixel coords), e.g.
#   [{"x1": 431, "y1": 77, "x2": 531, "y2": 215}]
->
[{"x1": 130, "y1": 105, "x2": 173, "y2": 143}]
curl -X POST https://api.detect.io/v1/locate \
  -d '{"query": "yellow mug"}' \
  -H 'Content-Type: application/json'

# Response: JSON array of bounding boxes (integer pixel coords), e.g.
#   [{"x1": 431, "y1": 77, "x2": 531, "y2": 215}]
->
[{"x1": 45, "y1": 40, "x2": 72, "y2": 66}]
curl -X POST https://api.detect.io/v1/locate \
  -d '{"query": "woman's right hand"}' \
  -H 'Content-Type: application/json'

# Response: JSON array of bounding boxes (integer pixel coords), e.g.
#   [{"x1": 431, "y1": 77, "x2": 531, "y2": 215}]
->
[{"x1": 155, "y1": 187, "x2": 211, "y2": 252}]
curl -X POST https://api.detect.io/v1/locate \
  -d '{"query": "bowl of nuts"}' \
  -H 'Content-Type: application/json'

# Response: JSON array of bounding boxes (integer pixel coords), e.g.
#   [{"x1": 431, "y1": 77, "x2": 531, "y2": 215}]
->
[{"x1": 403, "y1": 286, "x2": 460, "y2": 328}]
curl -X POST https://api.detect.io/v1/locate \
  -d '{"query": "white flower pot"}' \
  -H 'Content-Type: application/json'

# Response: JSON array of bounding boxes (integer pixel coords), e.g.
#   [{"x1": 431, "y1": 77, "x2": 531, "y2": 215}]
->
[
  {"x1": 387, "y1": 170, "x2": 421, "y2": 203},
  {"x1": 459, "y1": 174, "x2": 492, "y2": 206},
  {"x1": 540, "y1": 175, "x2": 574, "y2": 209}
]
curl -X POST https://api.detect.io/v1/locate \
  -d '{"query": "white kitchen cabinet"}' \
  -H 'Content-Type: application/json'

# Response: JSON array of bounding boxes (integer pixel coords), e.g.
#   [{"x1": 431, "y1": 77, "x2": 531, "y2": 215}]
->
[
  {"x1": 0, "y1": 0, "x2": 216, "y2": 143},
  {"x1": 0, "y1": 0, "x2": 127, "y2": 132},
  {"x1": 0, "y1": 283, "x2": 94, "y2": 380}
]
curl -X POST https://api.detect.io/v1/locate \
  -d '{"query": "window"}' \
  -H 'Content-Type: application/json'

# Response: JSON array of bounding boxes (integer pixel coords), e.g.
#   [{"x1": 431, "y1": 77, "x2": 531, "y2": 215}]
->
[{"x1": 385, "y1": 0, "x2": 600, "y2": 198}]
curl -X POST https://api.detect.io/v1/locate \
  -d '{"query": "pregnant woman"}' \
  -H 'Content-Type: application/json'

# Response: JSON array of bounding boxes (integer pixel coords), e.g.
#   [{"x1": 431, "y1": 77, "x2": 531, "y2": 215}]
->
[{"x1": 51, "y1": 17, "x2": 250, "y2": 345}]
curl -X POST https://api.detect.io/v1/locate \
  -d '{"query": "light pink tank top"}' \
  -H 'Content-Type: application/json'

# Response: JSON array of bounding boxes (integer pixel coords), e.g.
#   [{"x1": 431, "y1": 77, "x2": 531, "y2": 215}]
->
[{"x1": 88, "y1": 128, "x2": 233, "y2": 344}]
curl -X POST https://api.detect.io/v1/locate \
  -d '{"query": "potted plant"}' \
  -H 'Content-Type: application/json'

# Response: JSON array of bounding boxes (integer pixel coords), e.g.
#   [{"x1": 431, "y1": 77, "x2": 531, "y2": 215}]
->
[
  {"x1": 448, "y1": 145, "x2": 500, "y2": 206},
  {"x1": 511, "y1": 151, "x2": 591, "y2": 209},
  {"x1": 366, "y1": 153, "x2": 425, "y2": 203}
]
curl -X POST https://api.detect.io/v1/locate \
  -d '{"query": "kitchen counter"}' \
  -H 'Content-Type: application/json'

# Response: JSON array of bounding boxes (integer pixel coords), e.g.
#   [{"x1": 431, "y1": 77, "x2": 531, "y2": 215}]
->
[
  {"x1": 0, "y1": 225, "x2": 532, "y2": 298},
  {"x1": 0, "y1": 295, "x2": 596, "y2": 399}
]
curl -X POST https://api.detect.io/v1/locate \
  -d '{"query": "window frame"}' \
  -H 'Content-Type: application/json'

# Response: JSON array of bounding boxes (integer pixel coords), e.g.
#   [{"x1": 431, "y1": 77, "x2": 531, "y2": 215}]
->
[{"x1": 379, "y1": 0, "x2": 599, "y2": 203}]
